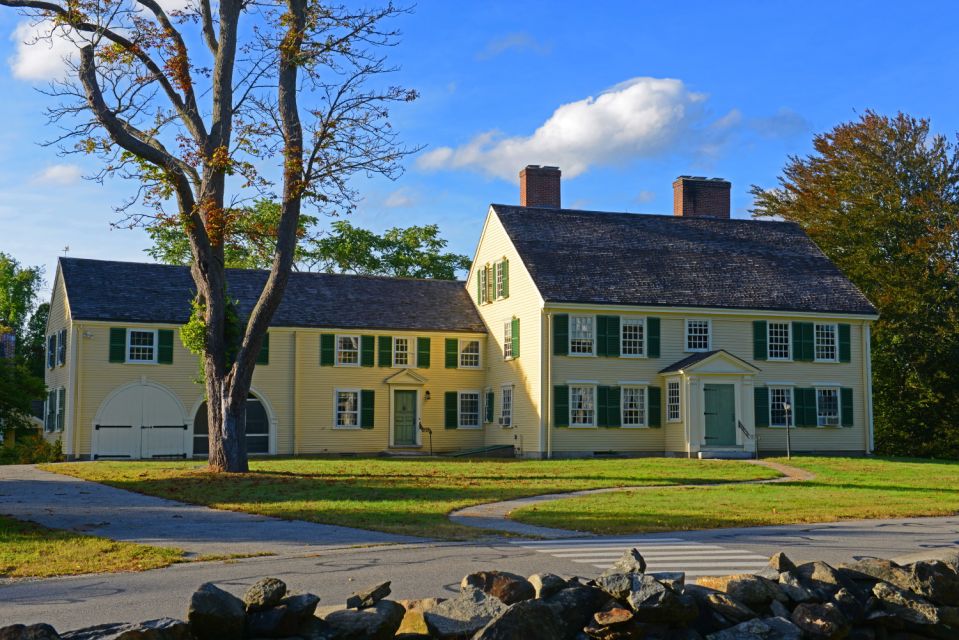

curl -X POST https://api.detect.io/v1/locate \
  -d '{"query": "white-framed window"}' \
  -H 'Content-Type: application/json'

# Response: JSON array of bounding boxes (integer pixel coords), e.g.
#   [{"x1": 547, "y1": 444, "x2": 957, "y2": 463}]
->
[
  {"x1": 459, "y1": 391, "x2": 481, "y2": 428},
  {"x1": 500, "y1": 385, "x2": 513, "y2": 427},
  {"x1": 621, "y1": 386, "x2": 647, "y2": 427},
  {"x1": 57, "y1": 329, "x2": 67, "y2": 366},
  {"x1": 459, "y1": 339, "x2": 481, "y2": 369},
  {"x1": 814, "y1": 323, "x2": 838, "y2": 362},
  {"x1": 816, "y1": 387, "x2": 840, "y2": 427},
  {"x1": 667, "y1": 380, "x2": 681, "y2": 422},
  {"x1": 393, "y1": 337, "x2": 412, "y2": 367},
  {"x1": 127, "y1": 329, "x2": 158, "y2": 363},
  {"x1": 495, "y1": 260, "x2": 505, "y2": 299},
  {"x1": 685, "y1": 319, "x2": 711, "y2": 352},
  {"x1": 769, "y1": 386, "x2": 794, "y2": 427},
  {"x1": 570, "y1": 385, "x2": 596, "y2": 427},
  {"x1": 485, "y1": 265, "x2": 494, "y2": 304},
  {"x1": 334, "y1": 389, "x2": 360, "y2": 428},
  {"x1": 478, "y1": 267, "x2": 488, "y2": 304},
  {"x1": 621, "y1": 317, "x2": 645, "y2": 357},
  {"x1": 46, "y1": 335, "x2": 56, "y2": 369},
  {"x1": 503, "y1": 321, "x2": 513, "y2": 360},
  {"x1": 569, "y1": 315, "x2": 595, "y2": 355},
  {"x1": 336, "y1": 335, "x2": 360, "y2": 366},
  {"x1": 768, "y1": 322, "x2": 791, "y2": 360}
]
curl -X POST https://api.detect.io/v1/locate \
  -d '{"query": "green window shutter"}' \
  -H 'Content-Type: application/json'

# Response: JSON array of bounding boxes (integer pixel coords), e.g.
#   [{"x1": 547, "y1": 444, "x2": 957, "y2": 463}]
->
[
  {"x1": 553, "y1": 314, "x2": 569, "y2": 356},
  {"x1": 793, "y1": 322, "x2": 814, "y2": 362},
  {"x1": 444, "y1": 391, "x2": 458, "y2": 429},
  {"x1": 359, "y1": 390, "x2": 375, "y2": 429},
  {"x1": 596, "y1": 316, "x2": 608, "y2": 357},
  {"x1": 510, "y1": 318, "x2": 520, "y2": 358},
  {"x1": 485, "y1": 390, "x2": 494, "y2": 423},
  {"x1": 841, "y1": 388, "x2": 854, "y2": 427},
  {"x1": 256, "y1": 333, "x2": 270, "y2": 365},
  {"x1": 792, "y1": 387, "x2": 806, "y2": 427},
  {"x1": 647, "y1": 318, "x2": 661, "y2": 358},
  {"x1": 799, "y1": 388, "x2": 817, "y2": 427},
  {"x1": 754, "y1": 387, "x2": 769, "y2": 428},
  {"x1": 360, "y1": 335, "x2": 375, "y2": 367},
  {"x1": 57, "y1": 388, "x2": 65, "y2": 430},
  {"x1": 838, "y1": 324, "x2": 851, "y2": 363},
  {"x1": 378, "y1": 336, "x2": 392, "y2": 367},
  {"x1": 320, "y1": 334, "x2": 335, "y2": 366},
  {"x1": 648, "y1": 386, "x2": 662, "y2": 427},
  {"x1": 753, "y1": 321, "x2": 767, "y2": 361},
  {"x1": 445, "y1": 338, "x2": 458, "y2": 368},
  {"x1": 501, "y1": 259, "x2": 509, "y2": 298},
  {"x1": 606, "y1": 316, "x2": 620, "y2": 358},
  {"x1": 607, "y1": 386, "x2": 621, "y2": 427},
  {"x1": 109, "y1": 328, "x2": 126, "y2": 363},
  {"x1": 791, "y1": 322, "x2": 803, "y2": 361},
  {"x1": 553, "y1": 385, "x2": 569, "y2": 428},
  {"x1": 417, "y1": 337, "x2": 431, "y2": 368},
  {"x1": 597, "y1": 386, "x2": 609, "y2": 427},
  {"x1": 157, "y1": 330, "x2": 174, "y2": 364}
]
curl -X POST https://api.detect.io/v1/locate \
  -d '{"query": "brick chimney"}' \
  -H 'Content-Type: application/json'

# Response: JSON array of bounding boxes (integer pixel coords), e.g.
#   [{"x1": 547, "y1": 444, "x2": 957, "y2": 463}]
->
[
  {"x1": 520, "y1": 165, "x2": 561, "y2": 208},
  {"x1": 672, "y1": 176, "x2": 731, "y2": 219}
]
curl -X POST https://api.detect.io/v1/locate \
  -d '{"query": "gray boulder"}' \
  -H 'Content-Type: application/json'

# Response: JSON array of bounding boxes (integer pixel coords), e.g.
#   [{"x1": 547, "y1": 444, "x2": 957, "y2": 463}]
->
[
  {"x1": 423, "y1": 588, "x2": 508, "y2": 639},
  {"x1": 790, "y1": 602, "x2": 850, "y2": 639},
  {"x1": 324, "y1": 600, "x2": 404, "y2": 640},
  {"x1": 346, "y1": 581, "x2": 391, "y2": 610},
  {"x1": 769, "y1": 599, "x2": 791, "y2": 619},
  {"x1": 473, "y1": 599, "x2": 567, "y2": 640},
  {"x1": 768, "y1": 552, "x2": 797, "y2": 574},
  {"x1": 907, "y1": 560, "x2": 959, "y2": 607},
  {"x1": 872, "y1": 580, "x2": 940, "y2": 625},
  {"x1": 544, "y1": 585, "x2": 611, "y2": 638},
  {"x1": 705, "y1": 616, "x2": 801, "y2": 640},
  {"x1": 187, "y1": 583, "x2": 246, "y2": 640},
  {"x1": 777, "y1": 572, "x2": 815, "y2": 603},
  {"x1": 583, "y1": 606, "x2": 643, "y2": 640},
  {"x1": 627, "y1": 575, "x2": 697, "y2": 625},
  {"x1": 243, "y1": 578, "x2": 287, "y2": 612},
  {"x1": 528, "y1": 573, "x2": 568, "y2": 599},
  {"x1": 601, "y1": 549, "x2": 646, "y2": 577},
  {"x1": 248, "y1": 593, "x2": 320, "y2": 638},
  {"x1": 60, "y1": 619, "x2": 190, "y2": 640},
  {"x1": 595, "y1": 573, "x2": 633, "y2": 601},
  {"x1": 650, "y1": 572, "x2": 685, "y2": 593},
  {"x1": 461, "y1": 571, "x2": 535, "y2": 605},
  {"x1": 0, "y1": 625, "x2": 60, "y2": 640}
]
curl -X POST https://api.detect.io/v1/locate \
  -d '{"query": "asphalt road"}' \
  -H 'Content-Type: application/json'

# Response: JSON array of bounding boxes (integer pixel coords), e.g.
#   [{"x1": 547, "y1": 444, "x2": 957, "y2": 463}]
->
[{"x1": 3, "y1": 515, "x2": 958, "y2": 632}]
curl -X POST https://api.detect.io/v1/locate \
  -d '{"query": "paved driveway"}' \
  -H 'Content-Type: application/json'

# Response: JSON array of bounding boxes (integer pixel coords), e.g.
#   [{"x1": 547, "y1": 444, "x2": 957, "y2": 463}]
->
[{"x1": 0, "y1": 465, "x2": 420, "y2": 556}]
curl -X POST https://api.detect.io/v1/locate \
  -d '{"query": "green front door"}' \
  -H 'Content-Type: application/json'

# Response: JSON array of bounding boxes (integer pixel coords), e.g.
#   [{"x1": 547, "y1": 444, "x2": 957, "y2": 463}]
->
[
  {"x1": 394, "y1": 390, "x2": 418, "y2": 446},
  {"x1": 704, "y1": 384, "x2": 737, "y2": 446}
]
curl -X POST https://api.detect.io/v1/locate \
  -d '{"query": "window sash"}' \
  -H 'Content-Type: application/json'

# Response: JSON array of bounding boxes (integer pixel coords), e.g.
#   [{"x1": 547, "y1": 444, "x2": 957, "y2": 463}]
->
[
  {"x1": 570, "y1": 385, "x2": 595, "y2": 426},
  {"x1": 816, "y1": 388, "x2": 840, "y2": 426},
  {"x1": 459, "y1": 392, "x2": 480, "y2": 428},
  {"x1": 814, "y1": 324, "x2": 838, "y2": 362},
  {"x1": 685, "y1": 320, "x2": 710, "y2": 352},
  {"x1": 503, "y1": 322, "x2": 513, "y2": 359},
  {"x1": 767, "y1": 322, "x2": 791, "y2": 360},
  {"x1": 769, "y1": 386, "x2": 794, "y2": 427},
  {"x1": 569, "y1": 316, "x2": 595, "y2": 355},
  {"x1": 335, "y1": 390, "x2": 360, "y2": 427},
  {"x1": 500, "y1": 385, "x2": 513, "y2": 426},
  {"x1": 393, "y1": 337, "x2": 411, "y2": 367},
  {"x1": 621, "y1": 386, "x2": 646, "y2": 427},
  {"x1": 127, "y1": 330, "x2": 157, "y2": 363},
  {"x1": 459, "y1": 340, "x2": 481, "y2": 368},
  {"x1": 495, "y1": 261, "x2": 505, "y2": 299},
  {"x1": 336, "y1": 335, "x2": 360, "y2": 366},
  {"x1": 621, "y1": 318, "x2": 645, "y2": 357},
  {"x1": 666, "y1": 381, "x2": 681, "y2": 422}
]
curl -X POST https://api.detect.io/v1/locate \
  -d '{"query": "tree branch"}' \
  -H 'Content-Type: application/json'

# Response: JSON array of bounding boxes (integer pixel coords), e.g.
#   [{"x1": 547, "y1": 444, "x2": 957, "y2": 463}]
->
[{"x1": 199, "y1": 0, "x2": 218, "y2": 54}]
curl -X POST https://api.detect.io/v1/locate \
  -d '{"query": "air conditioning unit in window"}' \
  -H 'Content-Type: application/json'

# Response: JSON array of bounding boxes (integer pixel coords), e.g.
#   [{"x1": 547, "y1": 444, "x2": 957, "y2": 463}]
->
[{"x1": 498, "y1": 417, "x2": 511, "y2": 427}]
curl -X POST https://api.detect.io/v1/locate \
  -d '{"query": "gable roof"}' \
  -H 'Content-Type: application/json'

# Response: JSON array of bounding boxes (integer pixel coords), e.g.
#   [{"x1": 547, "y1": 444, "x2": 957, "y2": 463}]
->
[
  {"x1": 58, "y1": 258, "x2": 486, "y2": 333},
  {"x1": 492, "y1": 205, "x2": 877, "y2": 316},
  {"x1": 659, "y1": 349, "x2": 760, "y2": 374}
]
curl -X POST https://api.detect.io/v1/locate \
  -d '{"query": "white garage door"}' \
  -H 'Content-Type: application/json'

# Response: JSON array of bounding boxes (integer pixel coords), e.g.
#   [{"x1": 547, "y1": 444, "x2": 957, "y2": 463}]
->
[{"x1": 94, "y1": 383, "x2": 187, "y2": 459}]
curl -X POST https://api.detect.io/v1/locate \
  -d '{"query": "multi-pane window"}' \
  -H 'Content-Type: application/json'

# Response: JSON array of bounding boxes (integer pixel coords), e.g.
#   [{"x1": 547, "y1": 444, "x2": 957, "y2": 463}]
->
[
  {"x1": 393, "y1": 337, "x2": 411, "y2": 367},
  {"x1": 127, "y1": 330, "x2": 157, "y2": 362},
  {"x1": 569, "y1": 316, "x2": 595, "y2": 355},
  {"x1": 815, "y1": 324, "x2": 838, "y2": 362},
  {"x1": 335, "y1": 390, "x2": 359, "y2": 427},
  {"x1": 570, "y1": 385, "x2": 595, "y2": 426},
  {"x1": 622, "y1": 387, "x2": 646, "y2": 427},
  {"x1": 478, "y1": 268, "x2": 488, "y2": 304},
  {"x1": 503, "y1": 322, "x2": 513, "y2": 359},
  {"x1": 459, "y1": 392, "x2": 480, "y2": 428},
  {"x1": 336, "y1": 335, "x2": 360, "y2": 366},
  {"x1": 685, "y1": 320, "x2": 710, "y2": 352},
  {"x1": 459, "y1": 340, "x2": 481, "y2": 368},
  {"x1": 501, "y1": 385, "x2": 513, "y2": 426},
  {"x1": 621, "y1": 318, "x2": 645, "y2": 357},
  {"x1": 495, "y1": 261, "x2": 505, "y2": 299},
  {"x1": 485, "y1": 265, "x2": 494, "y2": 304},
  {"x1": 667, "y1": 380, "x2": 681, "y2": 422},
  {"x1": 57, "y1": 329, "x2": 66, "y2": 366},
  {"x1": 769, "y1": 386, "x2": 794, "y2": 427},
  {"x1": 816, "y1": 388, "x2": 840, "y2": 426},
  {"x1": 768, "y1": 322, "x2": 791, "y2": 360},
  {"x1": 56, "y1": 389, "x2": 65, "y2": 431},
  {"x1": 47, "y1": 335, "x2": 56, "y2": 368}
]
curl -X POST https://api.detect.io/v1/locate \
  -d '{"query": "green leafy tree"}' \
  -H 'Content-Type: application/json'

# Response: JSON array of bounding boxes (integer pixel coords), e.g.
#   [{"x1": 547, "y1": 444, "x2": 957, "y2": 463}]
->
[
  {"x1": 0, "y1": 254, "x2": 43, "y2": 347},
  {"x1": 751, "y1": 111, "x2": 959, "y2": 457},
  {"x1": 23, "y1": 303, "x2": 50, "y2": 379},
  {"x1": 0, "y1": 357, "x2": 46, "y2": 435}
]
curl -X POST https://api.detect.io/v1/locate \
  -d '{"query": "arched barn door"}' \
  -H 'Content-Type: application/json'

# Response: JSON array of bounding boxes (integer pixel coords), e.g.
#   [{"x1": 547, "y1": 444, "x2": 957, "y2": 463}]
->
[
  {"x1": 94, "y1": 382, "x2": 188, "y2": 459},
  {"x1": 193, "y1": 394, "x2": 271, "y2": 456}
]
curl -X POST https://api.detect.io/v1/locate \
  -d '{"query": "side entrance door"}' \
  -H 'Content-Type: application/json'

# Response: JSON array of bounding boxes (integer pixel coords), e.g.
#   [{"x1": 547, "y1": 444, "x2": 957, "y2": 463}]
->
[
  {"x1": 704, "y1": 383, "x2": 737, "y2": 446},
  {"x1": 393, "y1": 390, "x2": 418, "y2": 446}
]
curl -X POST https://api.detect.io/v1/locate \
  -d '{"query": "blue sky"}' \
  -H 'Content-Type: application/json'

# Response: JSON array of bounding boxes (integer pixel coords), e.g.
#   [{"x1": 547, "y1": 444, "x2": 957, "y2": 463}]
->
[{"x1": 2, "y1": 0, "x2": 958, "y2": 293}]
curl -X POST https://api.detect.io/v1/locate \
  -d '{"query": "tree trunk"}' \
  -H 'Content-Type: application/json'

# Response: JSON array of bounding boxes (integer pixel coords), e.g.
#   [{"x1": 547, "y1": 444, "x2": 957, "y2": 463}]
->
[{"x1": 206, "y1": 376, "x2": 249, "y2": 473}]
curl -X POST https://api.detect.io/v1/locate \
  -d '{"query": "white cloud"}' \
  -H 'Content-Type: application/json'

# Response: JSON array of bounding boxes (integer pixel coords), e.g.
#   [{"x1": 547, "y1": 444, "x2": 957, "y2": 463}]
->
[
  {"x1": 477, "y1": 32, "x2": 551, "y2": 60},
  {"x1": 9, "y1": 20, "x2": 79, "y2": 82},
  {"x1": 417, "y1": 77, "x2": 708, "y2": 181},
  {"x1": 383, "y1": 187, "x2": 419, "y2": 208},
  {"x1": 33, "y1": 163, "x2": 83, "y2": 186}
]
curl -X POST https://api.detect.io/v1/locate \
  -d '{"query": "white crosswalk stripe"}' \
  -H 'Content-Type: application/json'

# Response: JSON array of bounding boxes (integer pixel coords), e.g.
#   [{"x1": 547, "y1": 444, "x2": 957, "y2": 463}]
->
[{"x1": 511, "y1": 537, "x2": 769, "y2": 578}]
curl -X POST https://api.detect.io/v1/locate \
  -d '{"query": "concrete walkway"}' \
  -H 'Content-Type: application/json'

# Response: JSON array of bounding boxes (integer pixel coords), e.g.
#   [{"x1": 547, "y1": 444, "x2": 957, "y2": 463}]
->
[
  {"x1": 0, "y1": 465, "x2": 420, "y2": 556},
  {"x1": 449, "y1": 459, "x2": 814, "y2": 538}
]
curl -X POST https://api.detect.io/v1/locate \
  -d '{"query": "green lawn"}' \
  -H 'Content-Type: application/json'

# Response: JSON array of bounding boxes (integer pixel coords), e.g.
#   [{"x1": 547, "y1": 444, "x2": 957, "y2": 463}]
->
[
  {"x1": 510, "y1": 457, "x2": 959, "y2": 534},
  {"x1": 42, "y1": 458, "x2": 779, "y2": 539},
  {"x1": 0, "y1": 515, "x2": 185, "y2": 578}
]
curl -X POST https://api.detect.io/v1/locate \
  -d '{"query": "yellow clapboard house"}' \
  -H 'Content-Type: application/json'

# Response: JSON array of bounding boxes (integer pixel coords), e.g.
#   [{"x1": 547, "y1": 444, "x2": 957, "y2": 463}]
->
[{"x1": 42, "y1": 167, "x2": 877, "y2": 459}]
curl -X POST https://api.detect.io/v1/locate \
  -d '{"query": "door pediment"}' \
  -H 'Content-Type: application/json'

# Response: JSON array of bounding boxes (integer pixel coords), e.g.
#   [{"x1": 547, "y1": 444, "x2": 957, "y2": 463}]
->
[
  {"x1": 384, "y1": 369, "x2": 428, "y2": 385},
  {"x1": 659, "y1": 349, "x2": 760, "y2": 376}
]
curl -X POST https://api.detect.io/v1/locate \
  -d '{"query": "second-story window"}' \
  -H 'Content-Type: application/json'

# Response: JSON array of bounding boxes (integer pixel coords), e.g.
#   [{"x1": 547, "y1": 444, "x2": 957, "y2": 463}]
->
[
  {"x1": 768, "y1": 322, "x2": 791, "y2": 360},
  {"x1": 459, "y1": 339, "x2": 481, "y2": 368},
  {"x1": 503, "y1": 322, "x2": 512, "y2": 359},
  {"x1": 336, "y1": 335, "x2": 360, "y2": 366},
  {"x1": 393, "y1": 337, "x2": 411, "y2": 367},
  {"x1": 815, "y1": 323, "x2": 838, "y2": 362},
  {"x1": 621, "y1": 318, "x2": 645, "y2": 357},
  {"x1": 685, "y1": 319, "x2": 711, "y2": 352},
  {"x1": 569, "y1": 315, "x2": 594, "y2": 355},
  {"x1": 127, "y1": 329, "x2": 157, "y2": 363}
]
